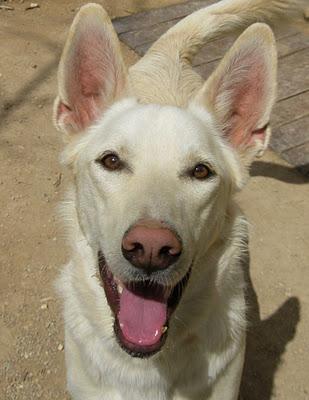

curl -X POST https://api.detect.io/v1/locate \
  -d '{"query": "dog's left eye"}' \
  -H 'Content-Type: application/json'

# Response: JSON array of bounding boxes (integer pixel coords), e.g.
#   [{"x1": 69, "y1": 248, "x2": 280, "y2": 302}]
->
[
  {"x1": 97, "y1": 153, "x2": 123, "y2": 171},
  {"x1": 192, "y1": 164, "x2": 212, "y2": 180}
]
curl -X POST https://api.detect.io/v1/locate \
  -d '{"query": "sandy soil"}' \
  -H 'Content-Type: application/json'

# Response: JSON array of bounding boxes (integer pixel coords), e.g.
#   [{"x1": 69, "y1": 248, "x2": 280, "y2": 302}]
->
[{"x1": 0, "y1": 1, "x2": 308, "y2": 399}]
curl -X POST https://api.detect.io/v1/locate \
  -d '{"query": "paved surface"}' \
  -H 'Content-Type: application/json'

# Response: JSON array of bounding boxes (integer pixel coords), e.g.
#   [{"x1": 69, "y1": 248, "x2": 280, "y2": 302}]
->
[{"x1": 114, "y1": 0, "x2": 309, "y2": 176}]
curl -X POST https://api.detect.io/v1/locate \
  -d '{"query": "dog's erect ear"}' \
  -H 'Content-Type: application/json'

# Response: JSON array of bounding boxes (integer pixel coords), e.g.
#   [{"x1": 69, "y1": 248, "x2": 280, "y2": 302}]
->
[
  {"x1": 53, "y1": 4, "x2": 126, "y2": 135},
  {"x1": 192, "y1": 23, "x2": 277, "y2": 171}
]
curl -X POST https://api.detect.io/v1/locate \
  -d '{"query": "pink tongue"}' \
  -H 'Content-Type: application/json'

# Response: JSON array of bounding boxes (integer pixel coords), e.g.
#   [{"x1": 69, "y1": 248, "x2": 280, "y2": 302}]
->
[{"x1": 118, "y1": 286, "x2": 167, "y2": 347}]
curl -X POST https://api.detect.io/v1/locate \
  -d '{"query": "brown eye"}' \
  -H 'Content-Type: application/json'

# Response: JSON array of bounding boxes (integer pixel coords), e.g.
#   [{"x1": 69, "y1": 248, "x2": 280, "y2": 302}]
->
[
  {"x1": 99, "y1": 153, "x2": 123, "y2": 171},
  {"x1": 192, "y1": 164, "x2": 212, "y2": 180}
]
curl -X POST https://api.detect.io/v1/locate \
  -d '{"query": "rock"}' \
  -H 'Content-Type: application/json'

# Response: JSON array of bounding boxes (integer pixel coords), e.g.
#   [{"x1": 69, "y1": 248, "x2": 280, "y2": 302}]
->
[
  {"x1": 25, "y1": 3, "x2": 40, "y2": 11},
  {"x1": 57, "y1": 343, "x2": 64, "y2": 351}
]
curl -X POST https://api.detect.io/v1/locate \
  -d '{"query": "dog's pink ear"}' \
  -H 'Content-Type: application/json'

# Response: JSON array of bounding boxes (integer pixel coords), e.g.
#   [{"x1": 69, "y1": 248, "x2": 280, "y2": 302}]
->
[
  {"x1": 192, "y1": 23, "x2": 277, "y2": 163},
  {"x1": 54, "y1": 4, "x2": 126, "y2": 135}
]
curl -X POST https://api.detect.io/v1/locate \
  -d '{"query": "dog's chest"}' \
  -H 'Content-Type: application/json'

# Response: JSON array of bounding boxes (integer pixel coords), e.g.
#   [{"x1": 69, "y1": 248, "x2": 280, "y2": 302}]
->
[{"x1": 94, "y1": 342, "x2": 214, "y2": 400}]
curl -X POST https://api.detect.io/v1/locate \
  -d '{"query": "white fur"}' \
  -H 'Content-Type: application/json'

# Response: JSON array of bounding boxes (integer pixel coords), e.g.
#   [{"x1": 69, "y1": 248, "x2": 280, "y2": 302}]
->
[{"x1": 54, "y1": 1, "x2": 305, "y2": 399}]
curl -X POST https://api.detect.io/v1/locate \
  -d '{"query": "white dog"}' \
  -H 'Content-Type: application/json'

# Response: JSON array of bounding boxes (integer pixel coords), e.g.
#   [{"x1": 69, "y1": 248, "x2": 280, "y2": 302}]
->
[{"x1": 53, "y1": 1, "x2": 305, "y2": 399}]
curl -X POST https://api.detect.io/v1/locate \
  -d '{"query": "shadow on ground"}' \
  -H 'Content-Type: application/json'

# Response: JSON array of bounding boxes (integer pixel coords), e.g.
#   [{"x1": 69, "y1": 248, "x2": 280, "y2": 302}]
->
[
  {"x1": 251, "y1": 161, "x2": 309, "y2": 183},
  {"x1": 0, "y1": 29, "x2": 60, "y2": 131},
  {"x1": 240, "y1": 253, "x2": 300, "y2": 400}
]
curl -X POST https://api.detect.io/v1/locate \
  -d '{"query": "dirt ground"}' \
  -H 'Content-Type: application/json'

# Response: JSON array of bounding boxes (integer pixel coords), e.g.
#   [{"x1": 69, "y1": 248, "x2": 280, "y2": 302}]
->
[{"x1": 0, "y1": 1, "x2": 308, "y2": 399}]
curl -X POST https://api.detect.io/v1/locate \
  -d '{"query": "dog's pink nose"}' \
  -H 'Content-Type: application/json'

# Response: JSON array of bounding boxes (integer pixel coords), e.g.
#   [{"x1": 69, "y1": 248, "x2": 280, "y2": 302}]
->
[{"x1": 122, "y1": 223, "x2": 182, "y2": 271}]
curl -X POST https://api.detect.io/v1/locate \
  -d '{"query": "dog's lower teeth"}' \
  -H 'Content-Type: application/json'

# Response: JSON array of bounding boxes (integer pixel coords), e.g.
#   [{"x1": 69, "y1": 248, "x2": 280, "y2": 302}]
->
[
  {"x1": 117, "y1": 284, "x2": 123, "y2": 294},
  {"x1": 161, "y1": 326, "x2": 168, "y2": 334}
]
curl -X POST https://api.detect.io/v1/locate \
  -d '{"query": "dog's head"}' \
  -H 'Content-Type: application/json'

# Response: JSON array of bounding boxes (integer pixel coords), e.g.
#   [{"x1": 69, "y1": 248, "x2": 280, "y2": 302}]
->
[{"x1": 54, "y1": 5, "x2": 276, "y2": 358}]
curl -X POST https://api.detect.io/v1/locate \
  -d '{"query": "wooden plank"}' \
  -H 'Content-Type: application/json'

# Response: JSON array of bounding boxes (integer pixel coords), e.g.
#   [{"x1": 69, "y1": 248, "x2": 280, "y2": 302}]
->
[
  {"x1": 202, "y1": 30, "x2": 306, "y2": 64},
  {"x1": 113, "y1": 0, "x2": 216, "y2": 34},
  {"x1": 193, "y1": 31, "x2": 309, "y2": 69},
  {"x1": 272, "y1": 25, "x2": 301, "y2": 40},
  {"x1": 271, "y1": 90, "x2": 309, "y2": 128},
  {"x1": 277, "y1": 32, "x2": 309, "y2": 58},
  {"x1": 270, "y1": 115, "x2": 309, "y2": 153},
  {"x1": 119, "y1": 19, "x2": 180, "y2": 49},
  {"x1": 135, "y1": 42, "x2": 154, "y2": 56},
  {"x1": 195, "y1": 59, "x2": 219, "y2": 79},
  {"x1": 277, "y1": 47, "x2": 309, "y2": 100}
]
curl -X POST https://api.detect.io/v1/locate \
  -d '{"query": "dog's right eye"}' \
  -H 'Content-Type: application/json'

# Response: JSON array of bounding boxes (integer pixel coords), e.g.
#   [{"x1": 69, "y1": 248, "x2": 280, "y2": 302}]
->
[
  {"x1": 97, "y1": 153, "x2": 123, "y2": 171},
  {"x1": 192, "y1": 163, "x2": 213, "y2": 180}
]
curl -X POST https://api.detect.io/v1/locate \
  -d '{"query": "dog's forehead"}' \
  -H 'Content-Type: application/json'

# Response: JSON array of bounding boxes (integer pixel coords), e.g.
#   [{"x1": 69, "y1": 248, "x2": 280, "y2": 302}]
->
[{"x1": 88, "y1": 100, "x2": 218, "y2": 158}]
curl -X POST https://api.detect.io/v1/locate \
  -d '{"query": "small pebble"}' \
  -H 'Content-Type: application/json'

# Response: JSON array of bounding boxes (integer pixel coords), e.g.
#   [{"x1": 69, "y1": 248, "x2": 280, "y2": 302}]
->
[
  {"x1": 57, "y1": 343, "x2": 64, "y2": 351},
  {"x1": 25, "y1": 3, "x2": 40, "y2": 11}
]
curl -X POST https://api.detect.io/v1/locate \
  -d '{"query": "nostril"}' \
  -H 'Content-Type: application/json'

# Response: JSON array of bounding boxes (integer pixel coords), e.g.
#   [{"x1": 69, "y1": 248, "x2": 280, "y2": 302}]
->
[
  {"x1": 130, "y1": 242, "x2": 144, "y2": 254},
  {"x1": 122, "y1": 241, "x2": 144, "y2": 257},
  {"x1": 159, "y1": 246, "x2": 172, "y2": 256},
  {"x1": 159, "y1": 246, "x2": 181, "y2": 258}
]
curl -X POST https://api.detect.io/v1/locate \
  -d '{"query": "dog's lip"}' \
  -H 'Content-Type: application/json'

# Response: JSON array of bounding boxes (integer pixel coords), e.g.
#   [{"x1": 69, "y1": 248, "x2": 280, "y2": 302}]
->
[{"x1": 98, "y1": 251, "x2": 191, "y2": 358}]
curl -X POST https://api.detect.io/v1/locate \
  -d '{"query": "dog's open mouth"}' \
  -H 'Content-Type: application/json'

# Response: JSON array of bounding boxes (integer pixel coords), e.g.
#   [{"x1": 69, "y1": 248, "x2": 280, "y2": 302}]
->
[{"x1": 98, "y1": 251, "x2": 191, "y2": 358}]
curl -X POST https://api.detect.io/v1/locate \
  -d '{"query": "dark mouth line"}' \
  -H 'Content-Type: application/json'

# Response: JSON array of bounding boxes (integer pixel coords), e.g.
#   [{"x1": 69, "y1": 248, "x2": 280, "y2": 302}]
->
[{"x1": 98, "y1": 251, "x2": 191, "y2": 358}]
